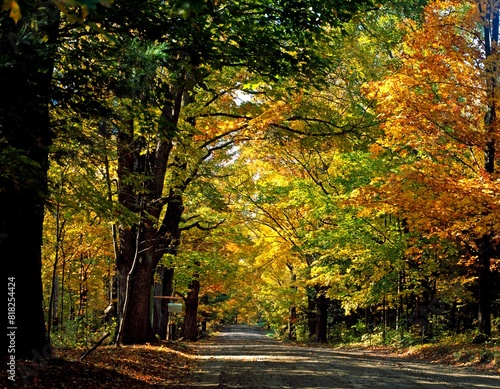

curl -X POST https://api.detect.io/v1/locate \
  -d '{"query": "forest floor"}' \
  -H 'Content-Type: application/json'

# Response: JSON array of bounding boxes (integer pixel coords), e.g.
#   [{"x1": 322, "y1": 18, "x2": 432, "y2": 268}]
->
[{"x1": 1, "y1": 325, "x2": 499, "y2": 388}]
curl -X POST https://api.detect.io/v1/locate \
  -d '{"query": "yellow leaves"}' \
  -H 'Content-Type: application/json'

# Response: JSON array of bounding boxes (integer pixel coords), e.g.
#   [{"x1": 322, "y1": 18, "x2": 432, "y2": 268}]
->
[
  {"x1": 365, "y1": 1, "x2": 485, "y2": 156},
  {"x1": 2, "y1": 0, "x2": 21, "y2": 23},
  {"x1": 247, "y1": 101, "x2": 291, "y2": 134},
  {"x1": 224, "y1": 241, "x2": 240, "y2": 252},
  {"x1": 196, "y1": 116, "x2": 246, "y2": 141}
]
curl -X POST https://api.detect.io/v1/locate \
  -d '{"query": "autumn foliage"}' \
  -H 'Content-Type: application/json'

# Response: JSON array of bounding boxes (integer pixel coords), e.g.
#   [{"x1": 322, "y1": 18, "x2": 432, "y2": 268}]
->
[
  {"x1": 361, "y1": 1, "x2": 498, "y2": 245},
  {"x1": 4, "y1": 2, "x2": 500, "y2": 379}
]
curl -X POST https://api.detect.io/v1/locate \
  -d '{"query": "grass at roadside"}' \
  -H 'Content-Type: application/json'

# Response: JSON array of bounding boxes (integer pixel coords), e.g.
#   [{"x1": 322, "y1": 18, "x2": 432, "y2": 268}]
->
[{"x1": 334, "y1": 333, "x2": 500, "y2": 373}]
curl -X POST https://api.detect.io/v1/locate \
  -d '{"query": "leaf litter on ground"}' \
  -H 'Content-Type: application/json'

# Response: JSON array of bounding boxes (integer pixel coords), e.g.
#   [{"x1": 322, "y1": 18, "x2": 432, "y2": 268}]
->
[
  {"x1": 1, "y1": 340, "x2": 198, "y2": 388},
  {"x1": 2, "y1": 337, "x2": 498, "y2": 387}
]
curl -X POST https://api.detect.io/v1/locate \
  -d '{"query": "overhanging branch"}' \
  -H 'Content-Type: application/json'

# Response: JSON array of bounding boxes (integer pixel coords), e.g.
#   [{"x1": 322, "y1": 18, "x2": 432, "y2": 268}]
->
[{"x1": 180, "y1": 219, "x2": 225, "y2": 231}]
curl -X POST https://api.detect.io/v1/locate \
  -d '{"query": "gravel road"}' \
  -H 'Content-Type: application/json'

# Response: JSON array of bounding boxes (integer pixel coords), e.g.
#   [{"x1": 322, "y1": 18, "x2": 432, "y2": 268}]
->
[{"x1": 189, "y1": 324, "x2": 499, "y2": 388}]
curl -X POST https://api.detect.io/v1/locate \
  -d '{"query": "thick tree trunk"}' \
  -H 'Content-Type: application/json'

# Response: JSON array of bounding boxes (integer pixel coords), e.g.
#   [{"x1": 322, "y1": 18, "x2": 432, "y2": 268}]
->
[
  {"x1": 1, "y1": 2, "x2": 59, "y2": 359},
  {"x1": 116, "y1": 227, "x2": 136, "y2": 330},
  {"x1": 2, "y1": 187, "x2": 50, "y2": 358},
  {"x1": 182, "y1": 278, "x2": 200, "y2": 341},
  {"x1": 153, "y1": 266, "x2": 174, "y2": 339},
  {"x1": 115, "y1": 81, "x2": 185, "y2": 344},
  {"x1": 116, "y1": 254, "x2": 156, "y2": 344}
]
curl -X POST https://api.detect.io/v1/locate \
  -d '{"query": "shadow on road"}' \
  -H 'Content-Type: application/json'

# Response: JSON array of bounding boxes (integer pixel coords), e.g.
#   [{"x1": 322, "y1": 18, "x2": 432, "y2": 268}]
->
[{"x1": 189, "y1": 325, "x2": 499, "y2": 389}]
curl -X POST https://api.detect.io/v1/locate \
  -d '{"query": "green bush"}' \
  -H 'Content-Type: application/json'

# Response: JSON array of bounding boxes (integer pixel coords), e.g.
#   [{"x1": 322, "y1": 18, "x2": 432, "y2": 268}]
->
[{"x1": 52, "y1": 318, "x2": 116, "y2": 349}]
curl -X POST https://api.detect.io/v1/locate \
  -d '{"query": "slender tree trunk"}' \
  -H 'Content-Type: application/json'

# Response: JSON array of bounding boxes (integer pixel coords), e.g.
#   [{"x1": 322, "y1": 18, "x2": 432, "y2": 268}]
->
[
  {"x1": 288, "y1": 270, "x2": 297, "y2": 341},
  {"x1": 315, "y1": 293, "x2": 329, "y2": 343},
  {"x1": 382, "y1": 296, "x2": 387, "y2": 343},
  {"x1": 48, "y1": 205, "x2": 65, "y2": 337},
  {"x1": 306, "y1": 287, "x2": 317, "y2": 341},
  {"x1": 153, "y1": 266, "x2": 175, "y2": 339},
  {"x1": 477, "y1": 0, "x2": 498, "y2": 338},
  {"x1": 288, "y1": 306, "x2": 297, "y2": 341},
  {"x1": 477, "y1": 236, "x2": 493, "y2": 336}
]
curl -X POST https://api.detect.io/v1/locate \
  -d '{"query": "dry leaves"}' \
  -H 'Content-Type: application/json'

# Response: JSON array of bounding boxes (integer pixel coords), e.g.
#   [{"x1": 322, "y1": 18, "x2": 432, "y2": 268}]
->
[{"x1": 1, "y1": 341, "x2": 198, "y2": 388}]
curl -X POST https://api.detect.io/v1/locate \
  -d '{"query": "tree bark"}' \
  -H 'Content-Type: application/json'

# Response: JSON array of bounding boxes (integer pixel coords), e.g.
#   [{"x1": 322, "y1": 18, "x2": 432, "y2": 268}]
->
[
  {"x1": 115, "y1": 81, "x2": 185, "y2": 344},
  {"x1": 153, "y1": 266, "x2": 175, "y2": 339},
  {"x1": 306, "y1": 287, "x2": 317, "y2": 341},
  {"x1": 315, "y1": 293, "x2": 329, "y2": 343},
  {"x1": 182, "y1": 278, "x2": 200, "y2": 341},
  {"x1": 477, "y1": 236, "x2": 493, "y2": 336},
  {"x1": 288, "y1": 306, "x2": 297, "y2": 341},
  {"x1": 1, "y1": 2, "x2": 59, "y2": 358},
  {"x1": 476, "y1": 0, "x2": 498, "y2": 338},
  {"x1": 117, "y1": 257, "x2": 156, "y2": 344}
]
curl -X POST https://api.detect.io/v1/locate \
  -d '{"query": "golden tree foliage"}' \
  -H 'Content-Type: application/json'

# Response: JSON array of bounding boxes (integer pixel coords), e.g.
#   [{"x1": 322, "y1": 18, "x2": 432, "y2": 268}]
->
[{"x1": 359, "y1": 0, "x2": 500, "y2": 253}]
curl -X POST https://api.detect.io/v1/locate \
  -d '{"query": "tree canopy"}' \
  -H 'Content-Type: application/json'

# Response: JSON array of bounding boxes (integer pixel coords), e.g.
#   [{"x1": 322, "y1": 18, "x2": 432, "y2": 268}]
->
[{"x1": 2, "y1": 0, "x2": 500, "y2": 366}]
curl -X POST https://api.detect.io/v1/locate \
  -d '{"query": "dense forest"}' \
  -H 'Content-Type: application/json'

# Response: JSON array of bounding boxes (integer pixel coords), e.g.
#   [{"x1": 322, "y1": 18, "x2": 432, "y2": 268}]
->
[{"x1": 1, "y1": 0, "x2": 500, "y2": 363}]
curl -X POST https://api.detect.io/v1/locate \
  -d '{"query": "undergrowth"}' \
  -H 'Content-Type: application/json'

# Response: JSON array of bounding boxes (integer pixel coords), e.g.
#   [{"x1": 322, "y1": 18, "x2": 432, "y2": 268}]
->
[
  {"x1": 328, "y1": 323, "x2": 500, "y2": 372},
  {"x1": 50, "y1": 318, "x2": 117, "y2": 350}
]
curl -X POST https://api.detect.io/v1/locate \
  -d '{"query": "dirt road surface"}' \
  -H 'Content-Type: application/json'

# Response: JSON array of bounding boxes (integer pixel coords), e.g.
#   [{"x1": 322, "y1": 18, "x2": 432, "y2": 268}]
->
[{"x1": 189, "y1": 325, "x2": 498, "y2": 388}]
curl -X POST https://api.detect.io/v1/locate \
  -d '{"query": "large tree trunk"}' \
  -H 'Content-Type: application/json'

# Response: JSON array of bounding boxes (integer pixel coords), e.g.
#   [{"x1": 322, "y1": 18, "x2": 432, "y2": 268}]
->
[
  {"x1": 116, "y1": 254, "x2": 156, "y2": 344},
  {"x1": 0, "y1": 2, "x2": 59, "y2": 359},
  {"x1": 2, "y1": 184, "x2": 50, "y2": 358},
  {"x1": 115, "y1": 199, "x2": 183, "y2": 344},
  {"x1": 114, "y1": 80, "x2": 186, "y2": 344},
  {"x1": 182, "y1": 278, "x2": 200, "y2": 341}
]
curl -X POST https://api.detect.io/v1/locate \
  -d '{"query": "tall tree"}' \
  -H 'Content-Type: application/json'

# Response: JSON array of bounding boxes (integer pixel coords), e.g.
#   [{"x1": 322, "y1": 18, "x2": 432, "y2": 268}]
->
[
  {"x1": 101, "y1": 0, "x2": 380, "y2": 344},
  {"x1": 362, "y1": 0, "x2": 500, "y2": 336},
  {"x1": 1, "y1": 1, "x2": 60, "y2": 358},
  {"x1": 476, "y1": 0, "x2": 499, "y2": 337}
]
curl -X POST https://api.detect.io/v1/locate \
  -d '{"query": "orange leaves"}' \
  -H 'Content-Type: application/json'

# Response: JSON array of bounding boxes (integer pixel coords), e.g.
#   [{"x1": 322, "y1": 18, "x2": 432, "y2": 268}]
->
[
  {"x1": 366, "y1": 1, "x2": 486, "y2": 158},
  {"x1": 247, "y1": 101, "x2": 291, "y2": 135},
  {"x1": 2, "y1": 0, "x2": 21, "y2": 23},
  {"x1": 51, "y1": 344, "x2": 194, "y2": 388},
  {"x1": 356, "y1": 0, "x2": 500, "y2": 250}
]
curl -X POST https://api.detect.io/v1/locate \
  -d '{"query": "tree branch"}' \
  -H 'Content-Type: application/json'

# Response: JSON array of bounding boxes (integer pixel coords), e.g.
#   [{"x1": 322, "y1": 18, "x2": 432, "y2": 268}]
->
[{"x1": 180, "y1": 219, "x2": 225, "y2": 232}]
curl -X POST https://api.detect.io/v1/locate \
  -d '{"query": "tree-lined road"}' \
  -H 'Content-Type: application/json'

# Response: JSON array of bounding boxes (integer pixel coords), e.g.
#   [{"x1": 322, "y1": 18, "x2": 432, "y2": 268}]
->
[{"x1": 189, "y1": 325, "x2": 499, "y2": 388}]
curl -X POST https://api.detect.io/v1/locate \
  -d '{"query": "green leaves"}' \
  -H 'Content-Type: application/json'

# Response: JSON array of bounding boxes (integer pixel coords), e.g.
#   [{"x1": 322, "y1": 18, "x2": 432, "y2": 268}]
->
[
  {"x1": 171, "y1": 0, "x2": 211, "y2": 18},
  {"x1": 0, "y1": 143, "x2": 44, "y2": 194}
]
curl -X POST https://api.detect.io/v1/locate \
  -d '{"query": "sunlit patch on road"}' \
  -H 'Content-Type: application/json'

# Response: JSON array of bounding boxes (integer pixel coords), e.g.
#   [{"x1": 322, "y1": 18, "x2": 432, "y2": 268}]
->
[{"x1": 189, "y1": 325, "x2": 500, "y2": 388}]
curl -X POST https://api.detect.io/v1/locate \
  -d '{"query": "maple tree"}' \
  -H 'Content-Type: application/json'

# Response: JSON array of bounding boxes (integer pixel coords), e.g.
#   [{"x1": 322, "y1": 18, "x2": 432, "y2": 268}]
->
[
  {"x1": 213, "y1": 2, "x2": 495, "y2": 344},
  {"x1": 360, "y1": 0, "x2": 500, "y2": 336}
]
